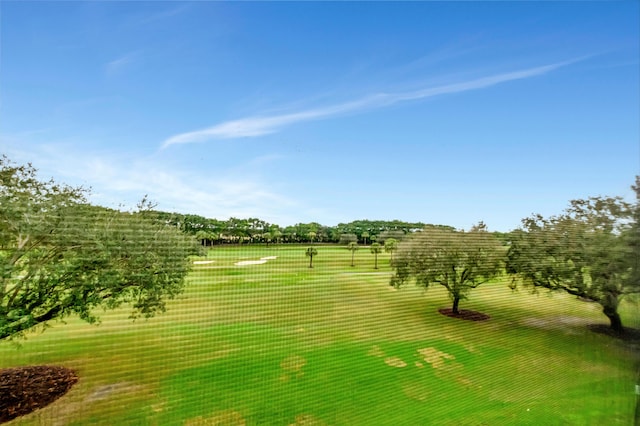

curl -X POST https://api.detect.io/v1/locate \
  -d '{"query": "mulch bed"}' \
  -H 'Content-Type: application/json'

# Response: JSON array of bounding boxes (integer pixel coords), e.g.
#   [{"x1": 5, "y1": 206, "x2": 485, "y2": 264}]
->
[
  {"x1": 438, "y1": 308, "x2": 490, "y2": 321},
  {"x1": 0, "y1": 365, "x2": 78, "y2": 424}
]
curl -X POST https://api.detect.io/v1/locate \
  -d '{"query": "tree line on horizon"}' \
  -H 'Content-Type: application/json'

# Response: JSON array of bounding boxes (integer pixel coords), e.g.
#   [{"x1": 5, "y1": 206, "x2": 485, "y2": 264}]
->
[{"x1": 148, "y1": 212, "x2": 460, "y2": 246}]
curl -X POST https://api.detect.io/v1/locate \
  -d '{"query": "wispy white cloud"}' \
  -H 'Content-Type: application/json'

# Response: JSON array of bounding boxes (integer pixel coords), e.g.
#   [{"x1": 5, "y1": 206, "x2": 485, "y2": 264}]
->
[
  {"x1": 136, "y1": 5, "x2": 189, "y2": 25},
  {"x1": 2, "y1": 141, "x2": 298, "y2": 223},
  {"x1": 162, "y1": 58, "x2": 582, "y2": 148},
  {"x1": 106, "y1": 52, "x2": 139, "y2": 76}
]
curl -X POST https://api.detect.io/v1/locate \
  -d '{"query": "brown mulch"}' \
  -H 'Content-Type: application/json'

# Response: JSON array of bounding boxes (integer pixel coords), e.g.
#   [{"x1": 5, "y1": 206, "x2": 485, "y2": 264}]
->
[
  {"x1": 0, "y1": 365, "x2": 78, "y2": 424},
  {"x1": 438, "y1": 308, "x2": 490, "y2": 321}
]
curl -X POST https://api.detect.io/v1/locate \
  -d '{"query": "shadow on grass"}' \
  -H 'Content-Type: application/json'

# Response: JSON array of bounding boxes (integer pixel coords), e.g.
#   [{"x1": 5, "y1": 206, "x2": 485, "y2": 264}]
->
[{"x1": 587, "y1": 324, "x2": 640, "y2": 345}]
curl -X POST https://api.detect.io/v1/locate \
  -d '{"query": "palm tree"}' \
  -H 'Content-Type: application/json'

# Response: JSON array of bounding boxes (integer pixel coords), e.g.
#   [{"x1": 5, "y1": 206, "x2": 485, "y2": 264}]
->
[
  {"x1": 306, "y1": 247, "x2": 318, "y2": 268},
  {"x1": 384, "y1": 238, "x2": 398, "y2": 263},
  {"x1": 347, "y1": 242, "x2": 359, "y2": 267},
  {"x1": 370, "y1": 242, "x2": 382, "y2": 269},
  {"x1": 308, "y1": 231, "x2": 317, "y2": 244},
  {"x1": 361, "y1": 231, "x2": 370, "y2": 245},
  {"x1": 195, "y1": 230, "x2": 209, "y2": 247}
]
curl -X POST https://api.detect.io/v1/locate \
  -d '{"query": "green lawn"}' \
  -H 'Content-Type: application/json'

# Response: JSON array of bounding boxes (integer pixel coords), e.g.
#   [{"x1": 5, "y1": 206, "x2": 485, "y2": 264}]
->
[{"x1": 2, "y1": 245, "x2": 638, "y2": 425}]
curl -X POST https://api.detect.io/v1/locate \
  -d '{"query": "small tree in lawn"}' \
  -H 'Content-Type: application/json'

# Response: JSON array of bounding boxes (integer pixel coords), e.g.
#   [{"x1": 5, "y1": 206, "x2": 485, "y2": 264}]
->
[
  {"x1": 347, "y1": 242, "x2": 359, "y2": 267},
  {"x1": 384, "y1": 238, "x2": 398, "y2": 263},
  {"x1": 391, "y1": 225, "x2": 503, "y2": 315},
  {"x1": 370, "y1": 242, "x2": 382, "y2": 269},
  {"x1": 306, "y1": 247, "x2": 318, "y2": 268}
]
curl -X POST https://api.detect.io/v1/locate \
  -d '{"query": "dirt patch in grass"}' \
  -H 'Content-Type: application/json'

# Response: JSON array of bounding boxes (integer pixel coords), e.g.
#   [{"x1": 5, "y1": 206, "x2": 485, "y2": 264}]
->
[
  {"x1": 185, "y1": 410, "x2": 246, "y2": 425},
  {"x1": 438, "y1": 308, "x2": 490, "y2": 321},
  {"x1": 520, "y1": 316, "x2": 591, "y2": 335},
  {"x1": 280, "y1": 355, "x2": 307, "y2": 381},
  {"x1": 85, "y1": 382, "x2": 143, "y2": 402},
  {"x1": 289, "y1": 414, "x2": 326, "y2": 425},
  {"x1": 402, "y1": 382, "x2": 430, "y2": 402},
  {"x1": 384, "y1": 357, "x2": 407, "y2": 368},
  {"x1": 0, "y1": 365, "x2": 78, "y2": 423},
  {"x1": 367, "y1": 345, "x2": 385, "y2": 357},
  {"x1": 417, "y1": 347, "x2": 456, "y2": 369}
]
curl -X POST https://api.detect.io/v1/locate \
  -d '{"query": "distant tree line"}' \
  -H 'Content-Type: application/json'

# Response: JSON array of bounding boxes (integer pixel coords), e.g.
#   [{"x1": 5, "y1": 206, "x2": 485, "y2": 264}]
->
[{"x1": 147, "y1": 213, "x2": 457, "y2": 246}]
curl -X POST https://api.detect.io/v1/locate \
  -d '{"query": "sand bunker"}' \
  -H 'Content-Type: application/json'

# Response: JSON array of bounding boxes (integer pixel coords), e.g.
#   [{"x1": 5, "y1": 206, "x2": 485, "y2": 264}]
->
[
  {"x1": 234, "y1": 256, "x2": 278, "y2": 266},
  {"x1": 235, "y1": 260, "x2": 268, "y2": 266},
  {"x1": 193, "y1": 260, "x2": 215, "y2": 265}
]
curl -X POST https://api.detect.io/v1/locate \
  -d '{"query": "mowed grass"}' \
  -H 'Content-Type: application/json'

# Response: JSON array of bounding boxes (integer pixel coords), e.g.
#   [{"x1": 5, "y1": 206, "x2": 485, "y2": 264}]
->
[{"x1": 2, "y1": 245, "x2": 638, "y2": 425}]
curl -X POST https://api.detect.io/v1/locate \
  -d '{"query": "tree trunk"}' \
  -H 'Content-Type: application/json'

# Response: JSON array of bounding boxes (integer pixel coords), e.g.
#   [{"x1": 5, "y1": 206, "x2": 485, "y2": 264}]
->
[
  {"x1": 374, "y1": 254, "x2": 378, "y2": 269},
  {"x1": 309, "y1": 256, "x2": 313, "y2": 268},
  {"x1": 603, "y1": 306, "x2": 624, "y2": 333},
  {"x1": 351, "y1": 252, "x2": 355, "y2": 267},
  {"x1": 452, "y1": 297, "x2": 460, "y2": 315}
]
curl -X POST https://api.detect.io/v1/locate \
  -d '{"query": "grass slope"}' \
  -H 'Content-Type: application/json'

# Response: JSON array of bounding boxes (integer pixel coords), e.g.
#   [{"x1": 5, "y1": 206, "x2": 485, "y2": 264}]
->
[{"x1": 1, "y1": 245, "x2": 638, "y2": 425}]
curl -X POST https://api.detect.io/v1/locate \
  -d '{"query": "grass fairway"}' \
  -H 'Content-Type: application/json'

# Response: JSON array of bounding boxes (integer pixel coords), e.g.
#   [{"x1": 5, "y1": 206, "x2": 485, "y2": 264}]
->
[{"x1": 2, "y1": 245, "x2": 638, "y2": 425}]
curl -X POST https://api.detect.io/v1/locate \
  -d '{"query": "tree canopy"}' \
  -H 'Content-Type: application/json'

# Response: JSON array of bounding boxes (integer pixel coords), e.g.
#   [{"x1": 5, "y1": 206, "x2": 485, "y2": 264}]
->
[
  {"x1": 506, "y1": 195, "x2": 636, "y2": 333},
  {"x1": 391, "y1": 225, "x2": 504, "y2": 314},
  {"x1": 0, "y1": 158, "x2": 200, "y2": 339}
]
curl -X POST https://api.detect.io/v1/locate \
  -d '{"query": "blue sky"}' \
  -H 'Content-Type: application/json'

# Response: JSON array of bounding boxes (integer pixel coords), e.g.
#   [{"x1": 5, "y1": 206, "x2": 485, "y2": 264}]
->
[{"x1": 1, "y1": 2, "x2": 638, "y2": 231}]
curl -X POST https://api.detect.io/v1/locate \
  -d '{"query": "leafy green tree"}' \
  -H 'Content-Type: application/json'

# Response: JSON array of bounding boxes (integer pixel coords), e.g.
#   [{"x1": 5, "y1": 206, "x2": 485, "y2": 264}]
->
[
  {"x1": 361, "y1": 231, "x2": 370, "y2": 245},
  {"x1": 384, "y1": 238, "x2": 398, "y2": 263},
  {"x1": 305, "y1": 247, "x2": 318, "y2": 268},
  {"x1": 271, "y1": 229, "x2": 283, "y2": 244},
  {"x1": 339, "y1": 233, "x2": 358, "y2": 245},
  {"x1": 378, "y1": 230, "x2": 405, "y2": 244},
  {"x1": 347, "y1": 242, "x2": 359, "y2": 267},
  {"x1": 391, "y1": 226, "x2": 504, "y2": 314},
  {"x1": 206, "y1": 231, "x2": 219, "y2": 246},
  {"x1": 506, "y1": 195, "x2": 635, "y2": 333},
  {"x1": 370, "y1": 242, "x2": 382, "y2": 269},
  {"x1": 195, "y1": 230, "x2": 210, "y2": 246},
  {"x1": 626, "y1": 177, "x2": 640, "y2": 297},
  {"x1": 308, "y1": 231, "x2": 317, "y2": 244},
  {"x1": 0, "y1": 158, "x2": 200, "y2": 340}
]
